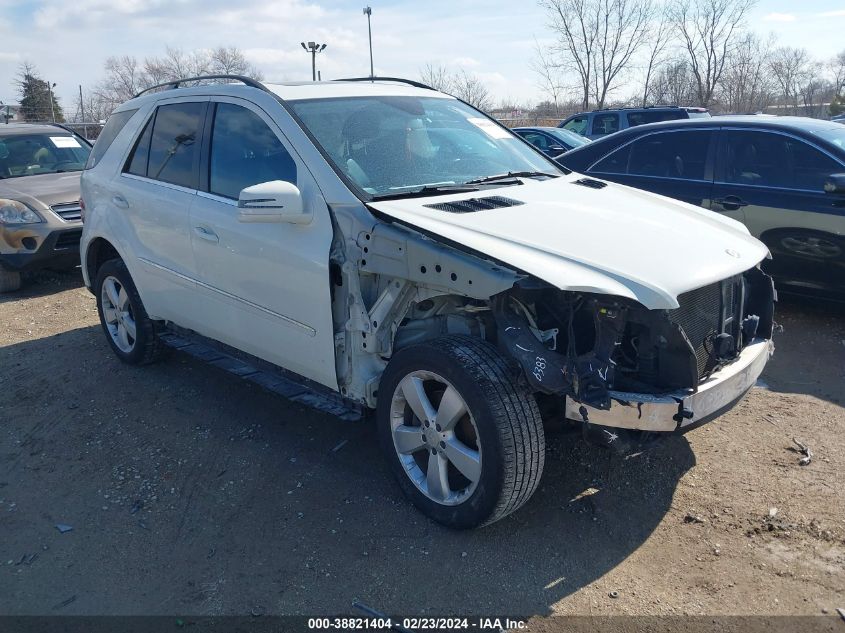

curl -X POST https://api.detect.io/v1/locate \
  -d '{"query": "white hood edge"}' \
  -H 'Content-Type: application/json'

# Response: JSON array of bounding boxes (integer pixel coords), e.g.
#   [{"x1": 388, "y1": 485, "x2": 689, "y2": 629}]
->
[{"x1": 368, "y1": 175, "x2": 770, "y2": 310}]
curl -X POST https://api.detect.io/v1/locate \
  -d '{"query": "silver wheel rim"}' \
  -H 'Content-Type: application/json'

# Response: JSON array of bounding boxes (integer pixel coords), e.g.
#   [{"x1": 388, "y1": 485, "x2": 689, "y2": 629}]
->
[
  {"x1": 101, "y1": 276, "x2": 137, "y2": 354},
  {"x1": 780, "y1": 236, "x2": 840, "y2": 258},
  {"x1": 389, "y1": 370, "x2": 482, "y2": 506}
]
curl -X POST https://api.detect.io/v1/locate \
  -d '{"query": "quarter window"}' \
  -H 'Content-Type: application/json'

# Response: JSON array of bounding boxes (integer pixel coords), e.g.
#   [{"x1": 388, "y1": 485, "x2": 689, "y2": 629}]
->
[
  {"x1": 723, "y1": 130, "x2": 843, "y2": 191},
  {"x1": 209, "y1": 103, "x2": 297, "y2": 199},
  {"x1": 85, "y1": 109, "x2": 136, "y2": 169},
  {"x1": 143, "y1": 102, "x2": 205, "y2": 189},
  {"x1": 125, "y1": 116, "x2": 154, "y2": 177}
]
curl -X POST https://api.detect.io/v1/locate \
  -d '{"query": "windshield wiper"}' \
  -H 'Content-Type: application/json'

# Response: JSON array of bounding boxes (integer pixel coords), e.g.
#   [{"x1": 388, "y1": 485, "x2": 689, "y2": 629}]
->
[
  {"x1": 371, "y1": 183, "x2": 480, "y2": 201},
  {"x1": 464, "y1": 171, "x2": 560, "y2": 185}
]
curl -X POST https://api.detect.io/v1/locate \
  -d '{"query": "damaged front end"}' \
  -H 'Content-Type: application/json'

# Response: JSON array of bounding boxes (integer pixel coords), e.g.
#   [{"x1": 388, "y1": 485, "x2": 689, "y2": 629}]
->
[{"x1": 493, "y1": 266, "x2": 775, "y2": 437}]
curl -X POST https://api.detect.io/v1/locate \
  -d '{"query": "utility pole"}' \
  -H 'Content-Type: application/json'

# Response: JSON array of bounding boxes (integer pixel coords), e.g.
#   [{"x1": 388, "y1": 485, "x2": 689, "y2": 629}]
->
[
  {"x1": 47, "y1": 81, "x2": 56, "y2": 122},
  {"x1": 300, "y1": 41, "x2": 327, "y2": 81},
  {"x1": 363, "y1": 6, "x2": 374, "y2": 78}
]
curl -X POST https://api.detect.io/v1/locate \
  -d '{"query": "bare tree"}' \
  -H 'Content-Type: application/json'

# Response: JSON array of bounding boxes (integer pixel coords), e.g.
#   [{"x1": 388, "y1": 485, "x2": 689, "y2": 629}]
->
[
  {"x1": 451, "y1": 70, "x2": 493, "y2": 111},
  {"x1": 640, "y1": 3, "x2": 672, "y2": 106},
  {"x1": 719, "y1": 32, "x2": 774, "y2": 113},
  {"x1": 647, "y1": 57, "x2": 698, "y2": 106},
  {"x1": 769, "y1": 46, "x2": 812, "y2": 112},
  {"x1": 670, "y1": 0, "x2": 756, "y2": 107},
  {"x1": 830, "y1": 49, "x2": 845, "y2": 98},
  {"x1": 530, "y1": 40, "x2": 565, "y2": 110},
  {"x1": 419, "y1": 63, "x2": 454, "y2": 92},
  {"x1": 541, "y1": 0, "x2": 653, "y2": 110},
  {"x1": 209, "y1": 46, "x2": 264, "y2": 79}
]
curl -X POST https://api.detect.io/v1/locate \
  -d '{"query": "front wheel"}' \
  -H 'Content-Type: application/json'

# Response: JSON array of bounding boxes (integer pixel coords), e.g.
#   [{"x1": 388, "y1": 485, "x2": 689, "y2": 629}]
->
[
  {"x1": 377, "y1": 336, "x2": 545, "y2": 529},
  {"x1": 0, "y1": 264, "x2": 22, "y2": 293}
]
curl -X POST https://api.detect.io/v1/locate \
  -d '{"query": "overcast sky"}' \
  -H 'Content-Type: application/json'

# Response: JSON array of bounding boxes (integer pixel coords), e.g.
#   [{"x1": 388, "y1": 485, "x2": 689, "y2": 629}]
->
[{"x1": 1, "y1": 0, "x2": 844, "y2": 113}]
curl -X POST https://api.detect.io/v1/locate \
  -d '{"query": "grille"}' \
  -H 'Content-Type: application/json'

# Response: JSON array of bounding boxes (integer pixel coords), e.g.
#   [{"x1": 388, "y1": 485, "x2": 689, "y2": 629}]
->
[
  {"x1": 669, "y1": 276, "x2": 744, "y2": 379},
  {"x1": 51, "y1": 202, "x2": 82, "y2": 222},
  {"x1": 424, "y1": 196, "x2": 523, "y2": 213},
  {"x1": 54, "y1": 230, "x2": 82, "y2": 250}
]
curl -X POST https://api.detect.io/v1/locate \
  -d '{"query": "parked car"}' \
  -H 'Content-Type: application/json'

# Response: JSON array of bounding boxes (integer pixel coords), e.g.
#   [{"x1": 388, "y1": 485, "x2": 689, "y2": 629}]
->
[
  {"x1": 832, "y1": 114, "x2": 845, "y2": 125},
  {"x1": 559, "y1": 106, "x2": 710, "y2": 140},
  {"x1": 80, "y1": 76, "x2": 774, "y2": 529},
  {"x1": 0, "y1": 123, "x2": 91, "y2": 292},
  {"x1": 512, "y1": 126, "x2": 590, "y2": 158},
  {"x1": 558, "y1": 116, "x2": 845, "y2": 298}
]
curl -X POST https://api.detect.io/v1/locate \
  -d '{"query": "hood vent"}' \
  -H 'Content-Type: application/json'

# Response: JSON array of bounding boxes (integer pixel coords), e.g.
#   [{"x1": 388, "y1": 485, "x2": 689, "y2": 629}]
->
[
  {"x1": 573, "y1": 178, "x2": 607, "y2": 189},
  {"x1": 424, "y1": 196, "x2": 524, "y2": 214}
]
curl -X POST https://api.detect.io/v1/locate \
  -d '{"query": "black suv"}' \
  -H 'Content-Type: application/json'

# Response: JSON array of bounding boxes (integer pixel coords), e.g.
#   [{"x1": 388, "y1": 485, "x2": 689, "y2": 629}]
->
[{"x1": 558, "y1": 106, "x2": 710, "y2": 140}]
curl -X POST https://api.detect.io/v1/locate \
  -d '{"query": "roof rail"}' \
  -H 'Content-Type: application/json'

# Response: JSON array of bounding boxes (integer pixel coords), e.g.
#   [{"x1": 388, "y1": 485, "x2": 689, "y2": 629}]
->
[
  {"x1": 133, "y1": 74, "x2": 269, "y2": 99},
  {"x1": 334, "y1": 76, "x2": 436, "y2": 91}
]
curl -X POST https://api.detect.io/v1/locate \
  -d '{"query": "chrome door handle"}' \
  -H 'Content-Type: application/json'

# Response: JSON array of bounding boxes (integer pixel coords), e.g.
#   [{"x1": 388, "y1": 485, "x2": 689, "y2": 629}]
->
[
  {"x1": 193, "y1": 225, "x2": 219, "y2": 243},
  {"x1": 112, "y1": 195, "x2": 129, "y2": 209}
]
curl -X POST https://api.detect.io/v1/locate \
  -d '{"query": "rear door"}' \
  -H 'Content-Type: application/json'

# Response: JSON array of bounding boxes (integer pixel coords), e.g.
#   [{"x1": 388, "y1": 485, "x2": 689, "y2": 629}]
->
[
  {"x1": 586, "y1": 128, "x2": 716, "y2": 208},
  {"x1": 188, "y1": 97, "x2": 338, "y2": 389},
  {"x1": 712, "y1": 128, "x2": 845, "y2": 290},
  {"x1": 116, "y1": 98, "x2": 208, "y2": 324}
]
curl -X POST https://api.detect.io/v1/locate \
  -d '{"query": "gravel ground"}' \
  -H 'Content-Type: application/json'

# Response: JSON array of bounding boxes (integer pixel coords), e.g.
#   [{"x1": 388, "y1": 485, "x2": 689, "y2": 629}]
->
[{"x1": 1, "y1": 270, "x2": 843, "y2": 621}]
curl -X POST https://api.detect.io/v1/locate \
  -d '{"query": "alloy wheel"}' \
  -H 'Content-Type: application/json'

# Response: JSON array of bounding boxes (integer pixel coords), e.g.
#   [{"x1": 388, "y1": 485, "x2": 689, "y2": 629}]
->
[
  {"x1": 101, "y1": 275, "x2": 137, "y2": 353},
  {"x1": 389, "y1": 370, "x2": 482, "y2": 506}
]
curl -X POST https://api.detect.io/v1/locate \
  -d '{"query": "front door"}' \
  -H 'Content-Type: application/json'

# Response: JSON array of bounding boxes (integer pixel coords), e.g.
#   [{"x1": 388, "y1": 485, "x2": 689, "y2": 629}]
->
[
  {"x1": 188, "y1": 98, "x2": 337, "y2": 389},
  {"x1": 712, "y1": 128, "x2": 845, "y2": 292}
]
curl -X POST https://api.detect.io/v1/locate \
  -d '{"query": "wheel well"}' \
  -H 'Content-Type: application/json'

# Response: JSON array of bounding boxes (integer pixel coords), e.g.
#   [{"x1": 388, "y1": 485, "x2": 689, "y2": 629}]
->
[{"x1": 85, "y1": 238, "x2": 121, "y2": 283}]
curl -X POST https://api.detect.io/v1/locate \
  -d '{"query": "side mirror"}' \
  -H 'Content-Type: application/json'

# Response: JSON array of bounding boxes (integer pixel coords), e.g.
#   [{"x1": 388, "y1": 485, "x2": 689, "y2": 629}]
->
[
  {"x1": 237, "y1": 180, "x2": 310, "y2": 224},
  {"x1": 823, "y1": 173, "x2": 845, "y2": 194}
]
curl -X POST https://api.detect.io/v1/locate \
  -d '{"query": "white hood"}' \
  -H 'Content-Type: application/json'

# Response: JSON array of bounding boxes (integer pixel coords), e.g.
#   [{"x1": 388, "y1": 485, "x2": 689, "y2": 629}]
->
[{"x1": 369, "y1": 174, "x2": 769, "y2": 310}]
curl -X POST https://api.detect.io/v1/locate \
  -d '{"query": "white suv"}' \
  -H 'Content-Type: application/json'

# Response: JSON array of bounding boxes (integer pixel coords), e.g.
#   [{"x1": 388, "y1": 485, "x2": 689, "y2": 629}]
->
[{"x1": 80, "y1": 76, "x2": 775, "y2": 529}]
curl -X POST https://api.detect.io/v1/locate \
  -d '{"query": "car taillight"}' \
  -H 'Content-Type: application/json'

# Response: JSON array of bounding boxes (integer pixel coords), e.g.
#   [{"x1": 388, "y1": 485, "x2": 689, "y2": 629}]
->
[{"x1": 79, "y1": 197, "x2": 86, "y2": 223}]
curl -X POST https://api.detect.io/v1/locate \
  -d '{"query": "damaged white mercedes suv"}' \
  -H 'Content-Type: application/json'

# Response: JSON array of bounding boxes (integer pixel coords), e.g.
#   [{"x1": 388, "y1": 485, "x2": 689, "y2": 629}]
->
[{"x1": 80, "y1": 76, "x2": 775, "y2": 528}]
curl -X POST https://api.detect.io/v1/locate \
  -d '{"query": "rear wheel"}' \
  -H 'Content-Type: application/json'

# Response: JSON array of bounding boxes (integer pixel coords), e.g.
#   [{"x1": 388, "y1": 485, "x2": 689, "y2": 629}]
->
[
  {"x1": 94, "y1": 259, "x2": 168, "y2": 365},
  {"x1": 377, "y1": 336, "x2": 545, "y2": 529},
  {"x1": 0, "y1": 264, "x2": 22, "y2": 293}
]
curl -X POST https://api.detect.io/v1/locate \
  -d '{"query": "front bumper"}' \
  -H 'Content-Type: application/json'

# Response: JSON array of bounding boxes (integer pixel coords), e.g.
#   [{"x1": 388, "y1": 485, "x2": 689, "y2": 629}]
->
[
  {"x1": 565, "y1": 338, "x2": 774, "y2": 433},
  {"x1": 0, "y1": 224, "x2": 82, "y2": 271}
]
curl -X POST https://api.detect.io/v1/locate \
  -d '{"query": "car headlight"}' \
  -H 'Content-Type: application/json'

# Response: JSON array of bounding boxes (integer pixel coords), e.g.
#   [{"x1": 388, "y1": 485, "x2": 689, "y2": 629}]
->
[{"x1": 0, "y1": 199, "x2": 43, "y2": 225}]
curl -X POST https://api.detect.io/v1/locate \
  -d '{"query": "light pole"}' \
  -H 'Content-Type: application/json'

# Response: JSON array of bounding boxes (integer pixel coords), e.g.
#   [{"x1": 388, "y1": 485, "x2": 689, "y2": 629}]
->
[
  {"x1": 300, "y1": 41, "x2": 327, "y2": 82},
  {"x1": 47, "y1": 81, "x2": 56, "y2": 122},
  {"x1": 363, "y1": 6, "x2": 374, "y2": 78}
]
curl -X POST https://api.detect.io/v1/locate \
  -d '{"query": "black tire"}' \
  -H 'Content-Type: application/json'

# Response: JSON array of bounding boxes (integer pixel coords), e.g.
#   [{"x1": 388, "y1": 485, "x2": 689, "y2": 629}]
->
[
  {"x1": 94, "y1": 258, "x2": 169, "y2": 365},
  {"x1": 0, "y1": 264, "x2": 22, "y2": 293},
  {"x1": 377, "y1": 335, "x2": 545, "y2": 529}
]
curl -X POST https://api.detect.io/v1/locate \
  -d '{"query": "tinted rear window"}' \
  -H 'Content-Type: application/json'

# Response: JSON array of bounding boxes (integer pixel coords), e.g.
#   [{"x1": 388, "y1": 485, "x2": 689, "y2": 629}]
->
[
  {"x1": 627, "y1": 110, "x2": 686, "y2": 127},
  {"x1": 85, "y1": 109, "x2": 137, "y2": 169}
]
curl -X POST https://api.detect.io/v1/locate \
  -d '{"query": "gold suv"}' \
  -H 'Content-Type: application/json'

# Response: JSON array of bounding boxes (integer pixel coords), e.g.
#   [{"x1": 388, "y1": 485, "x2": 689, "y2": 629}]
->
[{"x1": 0, "y1": 123, "x2": 91, "y2": 292}]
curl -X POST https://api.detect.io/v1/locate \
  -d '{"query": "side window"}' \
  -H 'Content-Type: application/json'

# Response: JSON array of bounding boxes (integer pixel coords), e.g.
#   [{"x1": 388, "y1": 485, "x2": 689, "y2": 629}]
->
[
  {"x1": 209, "y1": 103, "x2": 297, "y2": 199},
  {"x1": 723, "y1": 131, "x2": 789, "y2": 188},
  {"x1": 786, "y1": 139, "x2": 843, "y2": 191},
  {"x1": 85, "y1": 108, "x2": 137, "y2": 169},
  {"x1": 591, "y1": 144, "x2": 632, "y2": 175},
  {"x1": 591, "y1": 113, "x2": 620, "y2": 137},
  {"x1": 520, "y1": 132, "x2": 549, "y2": 151},
  {"x1": 562, "y1": 116, "x2": 588, "y2": 136},
  {"x1": 125, "y1": 115, "x2": 154, "y2": 177},
  {"x1": 146, "y1": 102, "x2": 205, "y2": 189},
  {"x1": 628, "y1": 111, "x2": 685, "y2": 127},
  {"x1": 628, "y1": 131, "x2": 712, "y2": 180}
]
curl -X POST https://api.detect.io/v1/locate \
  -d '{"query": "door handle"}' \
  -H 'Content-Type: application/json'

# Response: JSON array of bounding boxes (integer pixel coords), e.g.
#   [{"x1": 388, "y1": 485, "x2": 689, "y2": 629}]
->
[
  {"x1": 112, "y1": 195, "x2": 129, "y2": 209},
  {"x1": 713, "y1": 196, "x2": 748, "y2": 211},
  {"x1": 193, "y1": 225, "x2": 219, "y2": 244}
]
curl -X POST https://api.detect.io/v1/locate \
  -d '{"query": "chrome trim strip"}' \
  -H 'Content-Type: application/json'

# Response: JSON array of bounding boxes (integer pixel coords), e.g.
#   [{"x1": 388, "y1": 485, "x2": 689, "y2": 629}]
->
[
  {"x1": 197, "y1": 191, "x2": 237, "y2": 205},
  {"x1": 565, "y1": 338, "x2": 773, "y2": 432},
  {"x1": 136, "y1": 257, "x2": 316, "y2": 336},
  {"x1": 121, "y1": 173, "x2": 198, "y2": 195}
]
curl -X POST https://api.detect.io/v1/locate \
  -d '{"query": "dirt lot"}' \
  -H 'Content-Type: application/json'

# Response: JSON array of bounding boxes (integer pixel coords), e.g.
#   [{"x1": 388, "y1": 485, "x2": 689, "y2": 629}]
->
[{"x1": 1, "y1": 270, "x2": 844, "y2": 621}]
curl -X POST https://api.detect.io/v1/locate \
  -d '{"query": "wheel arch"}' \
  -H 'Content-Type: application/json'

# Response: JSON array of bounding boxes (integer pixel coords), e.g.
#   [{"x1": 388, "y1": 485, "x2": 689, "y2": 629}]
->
[{"x1": 84, "y1": 237, "x2": 124, "y2": 289}]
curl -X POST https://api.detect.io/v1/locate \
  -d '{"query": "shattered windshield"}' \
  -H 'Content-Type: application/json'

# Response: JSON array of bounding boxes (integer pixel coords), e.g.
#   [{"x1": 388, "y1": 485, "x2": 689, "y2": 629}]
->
[
  {"x1": 0, "y1": 133, "x2": 91, "y2": 178},
  {"x1": 289, "y1": 96, "x2": 561, "y2": 198}
]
